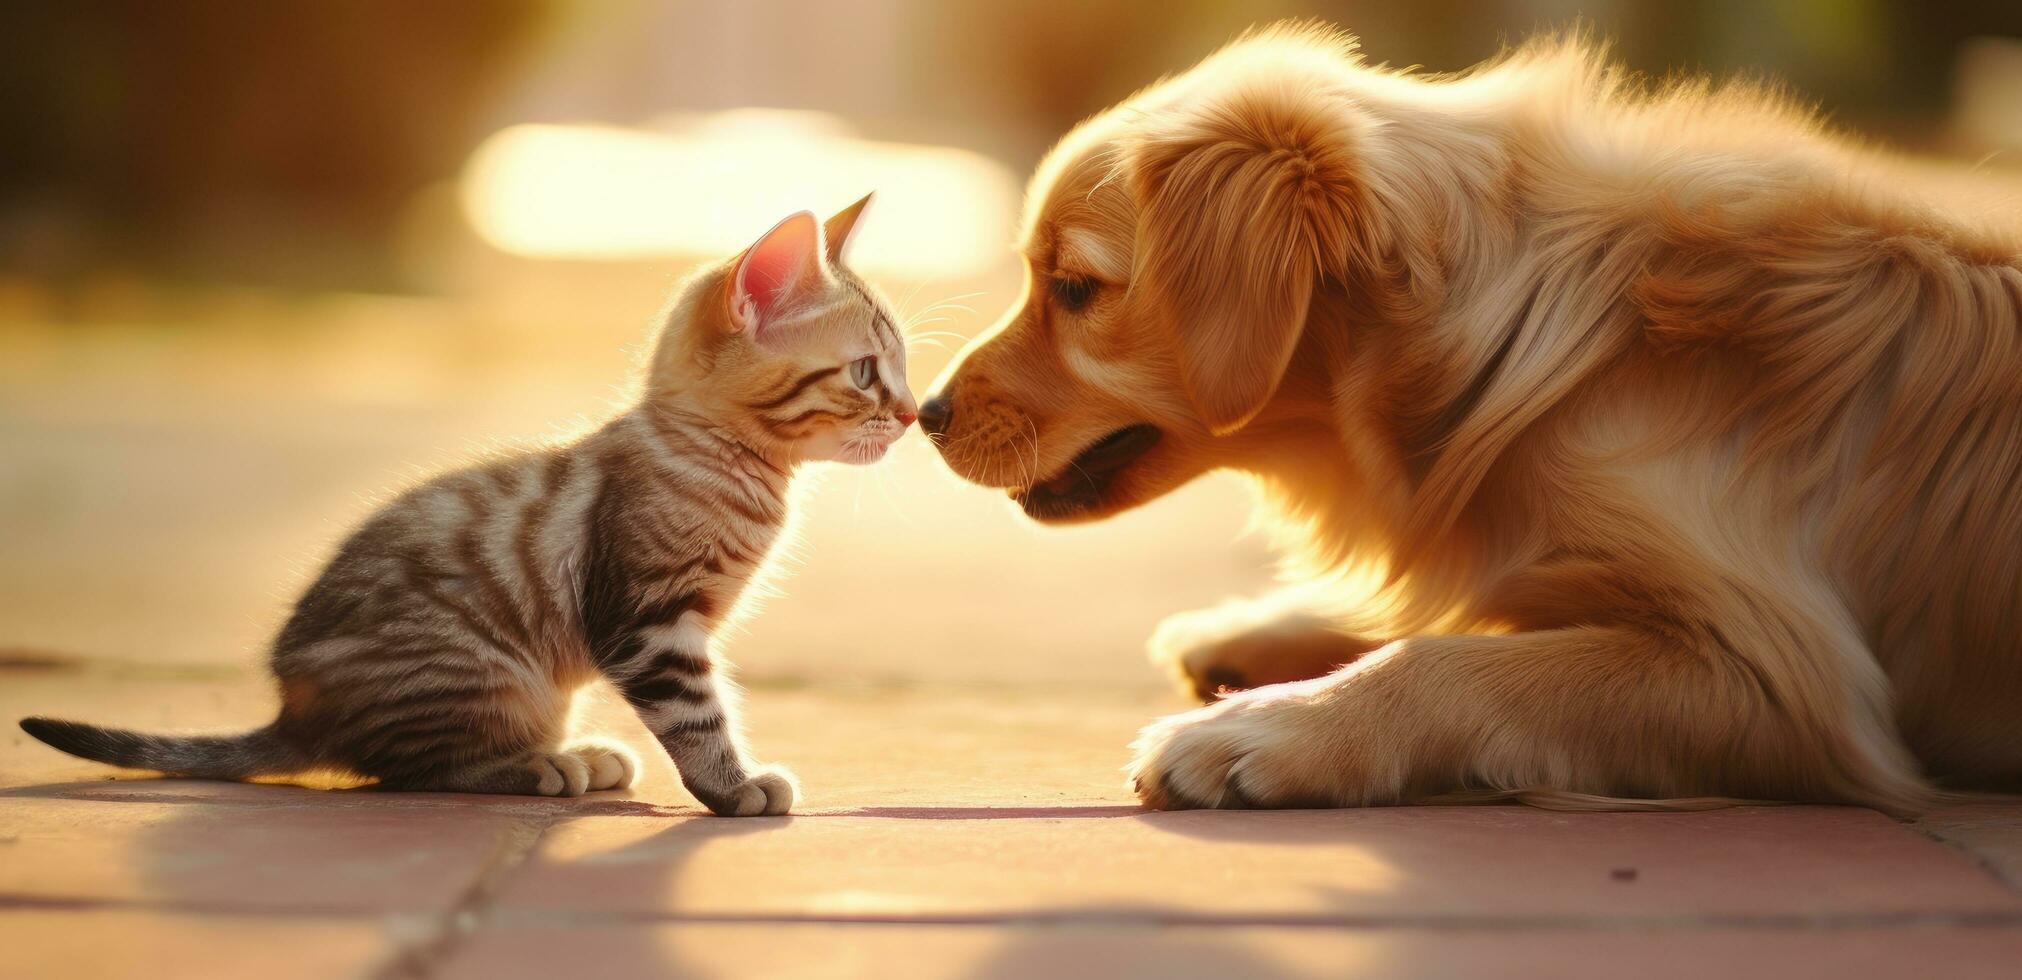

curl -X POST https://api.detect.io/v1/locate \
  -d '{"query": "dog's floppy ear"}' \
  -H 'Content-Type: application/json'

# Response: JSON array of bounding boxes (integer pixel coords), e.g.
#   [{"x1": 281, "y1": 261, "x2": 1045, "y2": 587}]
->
[{"x1": 1126, "y1": 69, "x2": 1366, "y2": 434}]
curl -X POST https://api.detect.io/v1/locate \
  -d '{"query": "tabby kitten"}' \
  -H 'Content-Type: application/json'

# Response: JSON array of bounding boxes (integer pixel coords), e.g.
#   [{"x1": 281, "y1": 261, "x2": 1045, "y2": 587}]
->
[{"x1": 20, "y1": 198, "x2": 915, "y2": 816}]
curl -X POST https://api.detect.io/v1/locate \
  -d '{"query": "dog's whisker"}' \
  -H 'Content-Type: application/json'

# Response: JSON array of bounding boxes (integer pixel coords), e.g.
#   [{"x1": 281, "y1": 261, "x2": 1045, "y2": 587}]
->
[{"x1": 1021, "y1": 416, "x2": 1044, "y2": 489}]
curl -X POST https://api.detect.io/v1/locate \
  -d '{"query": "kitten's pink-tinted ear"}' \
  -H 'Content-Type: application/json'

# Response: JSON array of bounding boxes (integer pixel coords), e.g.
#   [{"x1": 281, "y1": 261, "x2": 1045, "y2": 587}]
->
[
  {"x1": 729, "y1": 211, "x2": 821, "y2": 334},
  {"x1": 823, "y1": 192, "x2": 873, "y2": 266}
]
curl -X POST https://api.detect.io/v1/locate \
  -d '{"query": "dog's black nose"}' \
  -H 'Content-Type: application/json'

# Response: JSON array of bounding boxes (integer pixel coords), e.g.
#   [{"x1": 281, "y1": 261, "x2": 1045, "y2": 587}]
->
[{"x1": 918, "y1": 395, "x2": 954, "y2": 437}]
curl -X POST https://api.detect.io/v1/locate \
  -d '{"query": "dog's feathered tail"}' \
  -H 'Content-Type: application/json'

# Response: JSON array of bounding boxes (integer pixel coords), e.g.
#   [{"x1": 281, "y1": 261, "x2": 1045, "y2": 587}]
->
[{"x1": 19, "y1": 716, "x2": 305, "y2": 781}]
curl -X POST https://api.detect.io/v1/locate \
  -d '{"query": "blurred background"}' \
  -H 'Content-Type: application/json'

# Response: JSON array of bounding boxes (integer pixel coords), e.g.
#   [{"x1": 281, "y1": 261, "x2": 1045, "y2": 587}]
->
[{"x1": 2, "y1": 0, "x2": 2019, "y2": 693}]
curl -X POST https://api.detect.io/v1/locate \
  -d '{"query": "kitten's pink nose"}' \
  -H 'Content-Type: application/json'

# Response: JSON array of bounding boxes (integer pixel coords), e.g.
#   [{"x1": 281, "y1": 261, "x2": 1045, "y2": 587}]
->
[{"x1": 896, "y1": 410, "x2": 918, "y2": 427}]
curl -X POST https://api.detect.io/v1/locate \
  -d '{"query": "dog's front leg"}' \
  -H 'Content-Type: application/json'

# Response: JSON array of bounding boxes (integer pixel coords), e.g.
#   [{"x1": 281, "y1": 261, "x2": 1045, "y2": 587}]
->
[
  {"x1": 1128, "y1": 625, "x2": 1928, "y2": 812},
  {"x1": 1148, "y1": 591, "x2": 1386, "y2": 702}
]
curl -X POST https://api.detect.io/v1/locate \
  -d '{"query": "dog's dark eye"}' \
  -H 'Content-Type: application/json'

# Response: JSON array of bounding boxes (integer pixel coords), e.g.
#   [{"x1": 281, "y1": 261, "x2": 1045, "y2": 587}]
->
[
  {"x1": 1050, "y1": 276, "x2": 1099, "y2": 312},
  {"x1": 849, "y1": 355, "x2": 878, "y2": 389}
]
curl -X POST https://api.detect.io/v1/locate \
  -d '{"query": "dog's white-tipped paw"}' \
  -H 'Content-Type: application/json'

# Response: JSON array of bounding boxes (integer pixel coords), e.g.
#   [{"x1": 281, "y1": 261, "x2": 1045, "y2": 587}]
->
[{"x1": 1128, "y1": 688, "x2": 1343, "y2": 810}]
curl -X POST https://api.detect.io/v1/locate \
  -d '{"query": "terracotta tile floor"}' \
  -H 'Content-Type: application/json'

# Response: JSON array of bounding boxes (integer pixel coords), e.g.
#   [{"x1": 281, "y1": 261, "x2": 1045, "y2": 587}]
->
[{"x1": 3, "y1": 666, "x2": 2021, "y2": 979}]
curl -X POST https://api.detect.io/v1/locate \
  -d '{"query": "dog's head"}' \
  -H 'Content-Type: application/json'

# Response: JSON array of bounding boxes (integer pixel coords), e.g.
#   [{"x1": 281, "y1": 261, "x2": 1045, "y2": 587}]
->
[{"x1": 924, "y1": 29, "x2": 1397, "y2": 523}]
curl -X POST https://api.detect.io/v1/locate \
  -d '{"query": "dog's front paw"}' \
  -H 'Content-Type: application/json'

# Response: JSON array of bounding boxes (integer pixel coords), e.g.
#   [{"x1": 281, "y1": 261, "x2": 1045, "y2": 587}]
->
[
  {"x1": 1127, "y1": 686, "x2": 1350, "y2": 810},
  {"x1": 1150, "y1": 604, "x2": 1377, "y2": 703},
  {"x1": 1149, "y1": 607, "x2": 1256, "y2": 701}
]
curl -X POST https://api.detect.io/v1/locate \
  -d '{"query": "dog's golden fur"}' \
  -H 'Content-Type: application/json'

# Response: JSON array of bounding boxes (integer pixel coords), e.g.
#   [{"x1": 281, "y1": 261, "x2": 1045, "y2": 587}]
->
[{"x1": 927, "y1": 24, "x2": 2022, "y2": 813}]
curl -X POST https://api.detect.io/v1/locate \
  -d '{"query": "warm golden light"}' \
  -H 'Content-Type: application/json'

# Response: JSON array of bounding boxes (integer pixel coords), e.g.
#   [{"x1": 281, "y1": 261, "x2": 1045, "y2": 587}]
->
[{"x1": 459, "y1": 109, "x2": 1020, "y2": 278}]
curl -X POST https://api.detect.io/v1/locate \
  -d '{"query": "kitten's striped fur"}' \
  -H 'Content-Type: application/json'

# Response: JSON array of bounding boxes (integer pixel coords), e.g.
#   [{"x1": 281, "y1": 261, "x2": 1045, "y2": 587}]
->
[{"x1": 20, "y1": 201, "x2": 915, "y2": 816}]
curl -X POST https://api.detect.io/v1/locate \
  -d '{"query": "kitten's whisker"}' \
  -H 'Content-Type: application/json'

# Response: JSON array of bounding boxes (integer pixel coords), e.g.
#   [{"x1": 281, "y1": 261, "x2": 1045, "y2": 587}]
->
[
  {"x1": 905, "y1": 290, "x2": 986, "y2": 316},
  {"x1": 895, "y1": 281, "x2": 954, "y2": 334},
  {"x1": 895, "y1": 278, "x2": 939, "y2": 317},
  {"x1": 901, "y1": 291, "x2": 987, "y2": 331},
  {"x1": 908, "y1": 303, "x2": 978, "y2": 321},
  {"x1": 868, "y1": 450, "x2": 916, "y2": 528},
  {"x1": 851, "y1": 455, "x2": 868, "y2": 517}
]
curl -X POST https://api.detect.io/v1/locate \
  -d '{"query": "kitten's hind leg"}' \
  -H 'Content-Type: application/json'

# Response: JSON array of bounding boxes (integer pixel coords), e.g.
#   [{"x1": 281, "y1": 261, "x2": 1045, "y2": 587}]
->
[
  {"x1": 392, "y1": 749, "x2": 593, "y2": 797},
  {"x1": 388, "y1": 741, "x2": 635, "y2": 796}
]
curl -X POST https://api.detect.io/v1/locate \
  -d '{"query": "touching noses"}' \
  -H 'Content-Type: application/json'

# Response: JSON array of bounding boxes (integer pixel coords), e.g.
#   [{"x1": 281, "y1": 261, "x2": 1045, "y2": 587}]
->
[{"x1": 917, "y1": 395, "x2": 953, "y2": 437}]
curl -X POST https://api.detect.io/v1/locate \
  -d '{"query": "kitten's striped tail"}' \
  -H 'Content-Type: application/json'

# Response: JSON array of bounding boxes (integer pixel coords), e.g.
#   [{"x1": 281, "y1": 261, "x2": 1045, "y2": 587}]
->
[{"x1": 18, "y1": 717, "x2": 305, "y2": 781}]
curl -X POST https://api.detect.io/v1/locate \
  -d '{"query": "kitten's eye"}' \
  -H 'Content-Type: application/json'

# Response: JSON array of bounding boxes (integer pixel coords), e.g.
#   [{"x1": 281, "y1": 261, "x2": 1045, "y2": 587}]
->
[
  {"x1": 1050, "y1": 275, "x2": 1099, "y2": 313},
  {"x1": 849, "y1": 355, "x2": 878, "y2": 389}
]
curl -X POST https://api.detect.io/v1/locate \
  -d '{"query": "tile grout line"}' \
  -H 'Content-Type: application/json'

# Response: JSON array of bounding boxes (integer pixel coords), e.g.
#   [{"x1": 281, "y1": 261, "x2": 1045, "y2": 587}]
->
[
  {"x1": 0, "y1": 788, "x2": 1144, "y2": 818},
  {"x1": 0, "y1": 787, "x2": 709, "y2": 817},
  {"x1": 369, "y1": 812, "x2": 556, "y2": 980},
  {"x1": 5, "y1": 893, "x2": 2021, "y2": 934},
  {"x1": 460, "y1": 906, "x2": 2022, "y2": 933}
]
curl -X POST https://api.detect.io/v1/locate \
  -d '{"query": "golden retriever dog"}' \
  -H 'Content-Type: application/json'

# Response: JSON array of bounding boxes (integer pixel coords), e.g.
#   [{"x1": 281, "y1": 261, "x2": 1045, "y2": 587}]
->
[{"x1": 921, "y1": 23, "x2": 2022, "y2": 814}]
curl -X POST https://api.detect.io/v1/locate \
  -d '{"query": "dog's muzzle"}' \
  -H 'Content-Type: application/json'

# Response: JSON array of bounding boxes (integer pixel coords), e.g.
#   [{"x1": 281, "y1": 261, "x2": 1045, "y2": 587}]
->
[{"x1": 1012, "y1": 424, "x2": 1162, "y2": 520}]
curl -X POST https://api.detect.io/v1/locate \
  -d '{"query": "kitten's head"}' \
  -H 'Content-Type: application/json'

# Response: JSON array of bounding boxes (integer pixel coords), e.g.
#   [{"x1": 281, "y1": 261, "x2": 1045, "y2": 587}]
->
[{"x1": 652, "y1": 196, "x2": 916, "y2": 465}]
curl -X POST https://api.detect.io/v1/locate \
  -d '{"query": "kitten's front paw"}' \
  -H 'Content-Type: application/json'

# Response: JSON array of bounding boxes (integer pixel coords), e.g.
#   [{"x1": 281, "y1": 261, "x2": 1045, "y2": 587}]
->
[{"x1": 701, "y1": 765, "x2": 798, "y2": 817}]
